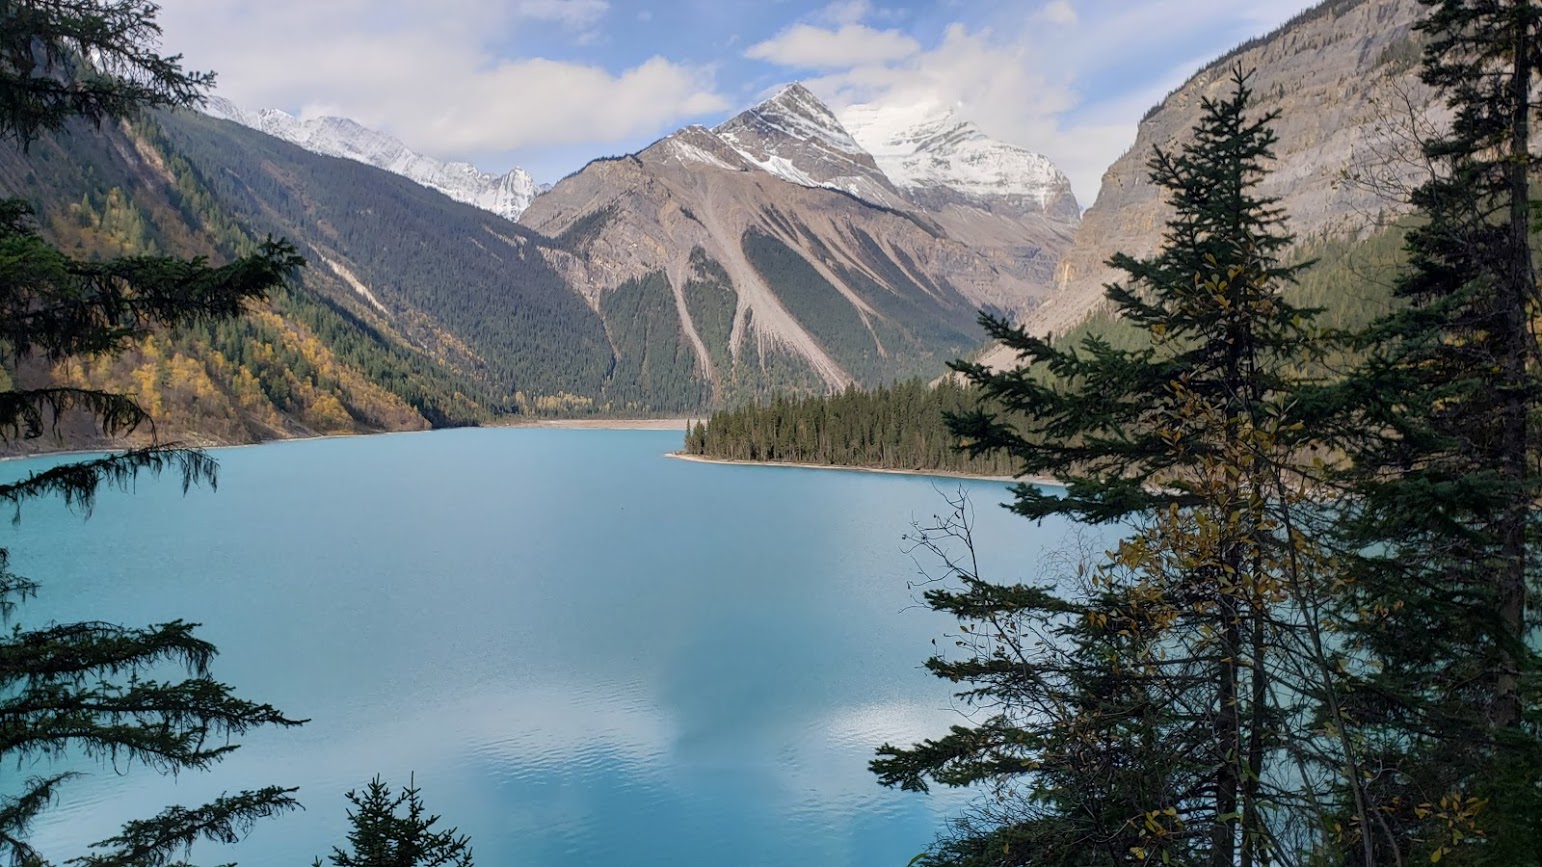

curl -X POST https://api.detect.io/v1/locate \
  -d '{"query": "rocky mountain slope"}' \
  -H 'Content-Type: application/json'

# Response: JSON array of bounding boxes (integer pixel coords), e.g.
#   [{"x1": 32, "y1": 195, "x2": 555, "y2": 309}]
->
[
  {"x1": 6, "y1": 49, "x2": 1097, "y2": 444},
  {"x1": 520, "y1": 85, "x2": 1080, "y2": 401},
  {"x1": 2, "y1": 76, "x2": 1082, "y2": 444},
  {"x1": 715, "y1": 83, "x2": 908, "y2": 209},
  {"x1": 1, "y1": 0, "x2": 1453, "y2": 450},
  {"x1": 999, "y1": 0, "x2": 1434, "y2": 362},
  {"x1": 204, "y1": 97, "x2": 544, "y2": 220},
  {"x1": 841, "y1": 100, "x2": 1081, "y2": 309}
]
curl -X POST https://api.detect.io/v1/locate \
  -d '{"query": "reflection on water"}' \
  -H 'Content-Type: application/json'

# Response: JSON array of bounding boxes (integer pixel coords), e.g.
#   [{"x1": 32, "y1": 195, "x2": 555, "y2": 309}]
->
[{"x1": 3, "y1": 429, "x2": 1082, "y2": 866}]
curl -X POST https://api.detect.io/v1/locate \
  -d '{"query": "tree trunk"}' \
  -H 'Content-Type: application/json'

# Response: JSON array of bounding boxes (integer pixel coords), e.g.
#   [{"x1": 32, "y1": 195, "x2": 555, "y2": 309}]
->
[
  {"x1": 1213, "y1": 568, "x2": 1242, "y2": 867},
  {"x1": 1494, "y1": 0, "x2": 1534, "y2": 732}
]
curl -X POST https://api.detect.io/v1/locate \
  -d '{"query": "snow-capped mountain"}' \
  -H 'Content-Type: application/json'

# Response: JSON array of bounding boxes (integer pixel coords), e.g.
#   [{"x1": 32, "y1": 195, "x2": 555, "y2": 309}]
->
[
  {"x1": 713, "y1": 84, "x2": 907, "y2": 209},
  {"x1": 203, "y1": 97, "x2": 543, "y2": 221},
  {"x1": 687, "y1": 83, "x2": 1076, "y2": 223},
  {"x1": 840, "y1": 101, "x2": 1080, "y2": 220}
]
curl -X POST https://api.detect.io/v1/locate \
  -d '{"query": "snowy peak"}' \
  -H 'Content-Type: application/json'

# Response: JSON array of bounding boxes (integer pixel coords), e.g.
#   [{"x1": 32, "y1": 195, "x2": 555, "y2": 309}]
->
[
  {"x1": 714, "y1": 83, "x2": 906, "y2": 209},
  {"x1": 700, "y1": 84, "x2": 1076, "y2": 220},
  {"x1": 202, "y1": 97, "x2": 542, "y2": 221},
  {"x1": 643, "y1": 124, "x2": 755, "y2": 173},
  {"x1": 840, "y1": 101, "x2": 1079, "y2": 220},
  {"x1": 726, "y1": 83, "x2": 867, "y2": 158}
]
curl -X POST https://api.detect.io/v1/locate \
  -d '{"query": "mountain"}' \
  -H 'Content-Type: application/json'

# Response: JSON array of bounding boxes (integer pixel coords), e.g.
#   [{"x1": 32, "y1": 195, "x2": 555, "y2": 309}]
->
[
  {"x1": 712, "y1": 85, "x2": 1081, "y2": 312},
  {"x1": 1002, "y1": 0, "x2": 1434, "y2": 356},
  {"x1": 714, "y1": 83, "x2": 908, "y2": 209},
  {"x1": 0, "y1": 0, "x2": 1450, "y2": 451},
  {"x1": 7, "y1": 80, "x2": 1071, "y2": 443},
  {"x1": 840, "y1": 100, "x2": 1080, "y2": 311},
  {"x1": 840, "y1": 100, "x2": 1079, "y2": 220},
  {"x1": 204, "y1": 97, "x2": 544, "y2": 220},
  {"x1": 154, "y1": 111, "x2": 618, "y2": 402},
  {"x1": 519, "y1": 84, "x2": 1081, "y2": 402},
  {"x1": 0, "y1": 115, "x2": 485, "y2": 449}
]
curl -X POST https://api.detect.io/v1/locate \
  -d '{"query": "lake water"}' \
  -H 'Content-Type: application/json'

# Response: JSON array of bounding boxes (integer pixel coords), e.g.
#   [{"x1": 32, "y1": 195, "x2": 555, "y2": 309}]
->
[{"x1": 3, "y1": 429, "x2": 1085, "y2": 867}]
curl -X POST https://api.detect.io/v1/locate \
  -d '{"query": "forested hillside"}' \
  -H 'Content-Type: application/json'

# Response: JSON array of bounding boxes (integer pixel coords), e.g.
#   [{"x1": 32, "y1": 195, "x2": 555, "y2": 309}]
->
[
  {"x1": 152, "y1": 111, "x2": 621, "y2": 404},
  {"x1": 0, "y1": 116, "x2": 470, "y2": 449}
]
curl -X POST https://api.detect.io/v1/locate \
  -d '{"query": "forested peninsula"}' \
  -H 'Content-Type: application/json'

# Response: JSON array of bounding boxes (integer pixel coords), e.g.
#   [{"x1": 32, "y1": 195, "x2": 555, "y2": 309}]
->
[{"x1": 680, "y1": 379, "x2": 1019, "y2": 477}]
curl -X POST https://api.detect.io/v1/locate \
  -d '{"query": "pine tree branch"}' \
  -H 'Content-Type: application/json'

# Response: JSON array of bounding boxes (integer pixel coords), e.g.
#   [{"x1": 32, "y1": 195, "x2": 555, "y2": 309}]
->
[{"x1": 67, "y1": 788, "x2": 301, "y2": 867}]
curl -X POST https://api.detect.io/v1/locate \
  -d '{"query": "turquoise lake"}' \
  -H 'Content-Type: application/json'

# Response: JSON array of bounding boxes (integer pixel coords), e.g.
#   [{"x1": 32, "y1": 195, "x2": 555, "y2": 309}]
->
[{"x1": 3, "y1": 428, "x2": 1085, "y2": 866}]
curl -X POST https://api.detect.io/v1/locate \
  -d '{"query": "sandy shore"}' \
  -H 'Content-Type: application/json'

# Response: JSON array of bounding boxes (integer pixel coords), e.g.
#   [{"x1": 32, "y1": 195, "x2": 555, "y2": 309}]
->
[{"x1": 665, "y1": 451, "x2": 1061, "y2": 488}]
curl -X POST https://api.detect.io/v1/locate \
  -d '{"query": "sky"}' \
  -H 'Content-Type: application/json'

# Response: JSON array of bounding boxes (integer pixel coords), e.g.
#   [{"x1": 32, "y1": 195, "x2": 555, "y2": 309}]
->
[{"x1": 153, "y1": 0, "x2": 1321, "y2": 208}]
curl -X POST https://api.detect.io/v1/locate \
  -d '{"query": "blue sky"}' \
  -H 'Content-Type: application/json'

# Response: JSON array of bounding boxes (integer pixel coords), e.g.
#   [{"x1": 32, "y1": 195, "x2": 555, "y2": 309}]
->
[{"x1": 156, "y1": 0, "x2": 1321, "y2": 206}]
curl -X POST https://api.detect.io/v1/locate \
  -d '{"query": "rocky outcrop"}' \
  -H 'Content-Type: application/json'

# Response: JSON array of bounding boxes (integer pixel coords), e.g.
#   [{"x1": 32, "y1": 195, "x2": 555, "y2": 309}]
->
[{"x1": 1014, "y1": 0, "x2": 1435, "y2": 352}]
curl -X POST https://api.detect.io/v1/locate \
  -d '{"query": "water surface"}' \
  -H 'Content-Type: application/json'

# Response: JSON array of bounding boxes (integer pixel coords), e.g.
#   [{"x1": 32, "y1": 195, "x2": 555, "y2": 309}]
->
[{"x1": 4, "y1": 429, "x2": 1082, "y2": 866}]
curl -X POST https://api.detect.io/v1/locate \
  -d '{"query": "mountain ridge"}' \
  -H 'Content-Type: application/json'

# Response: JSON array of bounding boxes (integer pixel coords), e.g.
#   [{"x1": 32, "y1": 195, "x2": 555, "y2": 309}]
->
[{"x1": 204, "y1": 97, "x2": 545, "y2": 221}]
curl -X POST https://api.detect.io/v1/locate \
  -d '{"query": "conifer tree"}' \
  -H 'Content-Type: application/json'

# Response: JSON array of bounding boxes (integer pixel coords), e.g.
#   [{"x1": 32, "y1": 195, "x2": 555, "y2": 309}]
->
[
  {"x1": 315, "y1": 776, "x2": 473, "y2": 867},
  {"x1": 0, "y1": 2, "x2": 306, "y2": 864},
  {"x1": 877, "y1": 69, "x2": 1335, "y2": 866},
  {"x1": 1314, "y1": 1, "x2": 1542, "y2": 861}
]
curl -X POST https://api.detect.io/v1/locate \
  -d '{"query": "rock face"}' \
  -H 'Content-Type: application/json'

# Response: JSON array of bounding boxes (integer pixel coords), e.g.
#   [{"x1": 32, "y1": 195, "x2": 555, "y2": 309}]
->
[
  {"x1": 521, "y1": 126, "x2": 987, "y2": 395},
  {"x1": 203, "y1": 97, "x2": 543, "y2": 221},
  {"x1": 842, "y1": 100, "x2": 1081, "y2": 311},
  {"x1": 1014, "y1": 0, "x2": 1436, "y2": 351},
  {"x1": 520, "y1": 84, "x2": 1082, "y2": 398},
  {"x1": 715, "y1": 83, "x2": 908, "y2": 209}
]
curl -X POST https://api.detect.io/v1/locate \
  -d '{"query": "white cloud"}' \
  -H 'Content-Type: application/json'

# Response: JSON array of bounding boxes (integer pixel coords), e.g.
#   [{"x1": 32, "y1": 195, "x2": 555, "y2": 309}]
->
[
  {"x1": 1040, "y1": 1, "x2": 1078, "y2": 26},
  {"x1": 746, "y1": 24, "x2": 921, "y2": 69},
  {"x1": 818, "y1": 0, "x2": 872, "y2": 27},
  {"x1": 154, "y1": 0, "x2": 726, "y2": 168},
  {"x1": 513, "y1": 0, "x2": 610, "y2": 29}
]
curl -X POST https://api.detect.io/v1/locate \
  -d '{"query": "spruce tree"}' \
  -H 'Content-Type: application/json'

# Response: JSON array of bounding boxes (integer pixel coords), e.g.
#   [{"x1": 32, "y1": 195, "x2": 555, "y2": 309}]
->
[
  {"x1": 315, "y1": 776, "x2": 473, "y2": 867},
  {"x1": 1316, "y1": 1, "x2": 1542, "y2": 862},
  {"x1": 0, "y1": 2, "x2": 306, "y2": 864},
  {"x1": 876, "y1": 69, "x2": 1335, "y2": 866}
]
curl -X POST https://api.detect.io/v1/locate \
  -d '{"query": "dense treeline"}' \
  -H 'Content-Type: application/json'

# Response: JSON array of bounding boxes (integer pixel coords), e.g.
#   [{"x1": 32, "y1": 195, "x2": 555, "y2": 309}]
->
[
  {"x1": 682, "y1": 378, "x2": 1017, "y2": 476},
  {"x1": 599, "y1": 271, "x2": 710, "y2": 411}
]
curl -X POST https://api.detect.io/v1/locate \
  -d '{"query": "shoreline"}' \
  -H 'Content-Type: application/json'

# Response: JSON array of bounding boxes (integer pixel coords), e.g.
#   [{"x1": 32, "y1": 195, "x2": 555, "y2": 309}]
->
[
  {"x1": 494, "y1": 418, "x2": 693, "y2": 431},
  {"x1": 665, "y1": 451, "x2": 1060, "y2": 488},
  {"x1": 0, "y1": 418, "x2": 695, "y2": 463}
]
